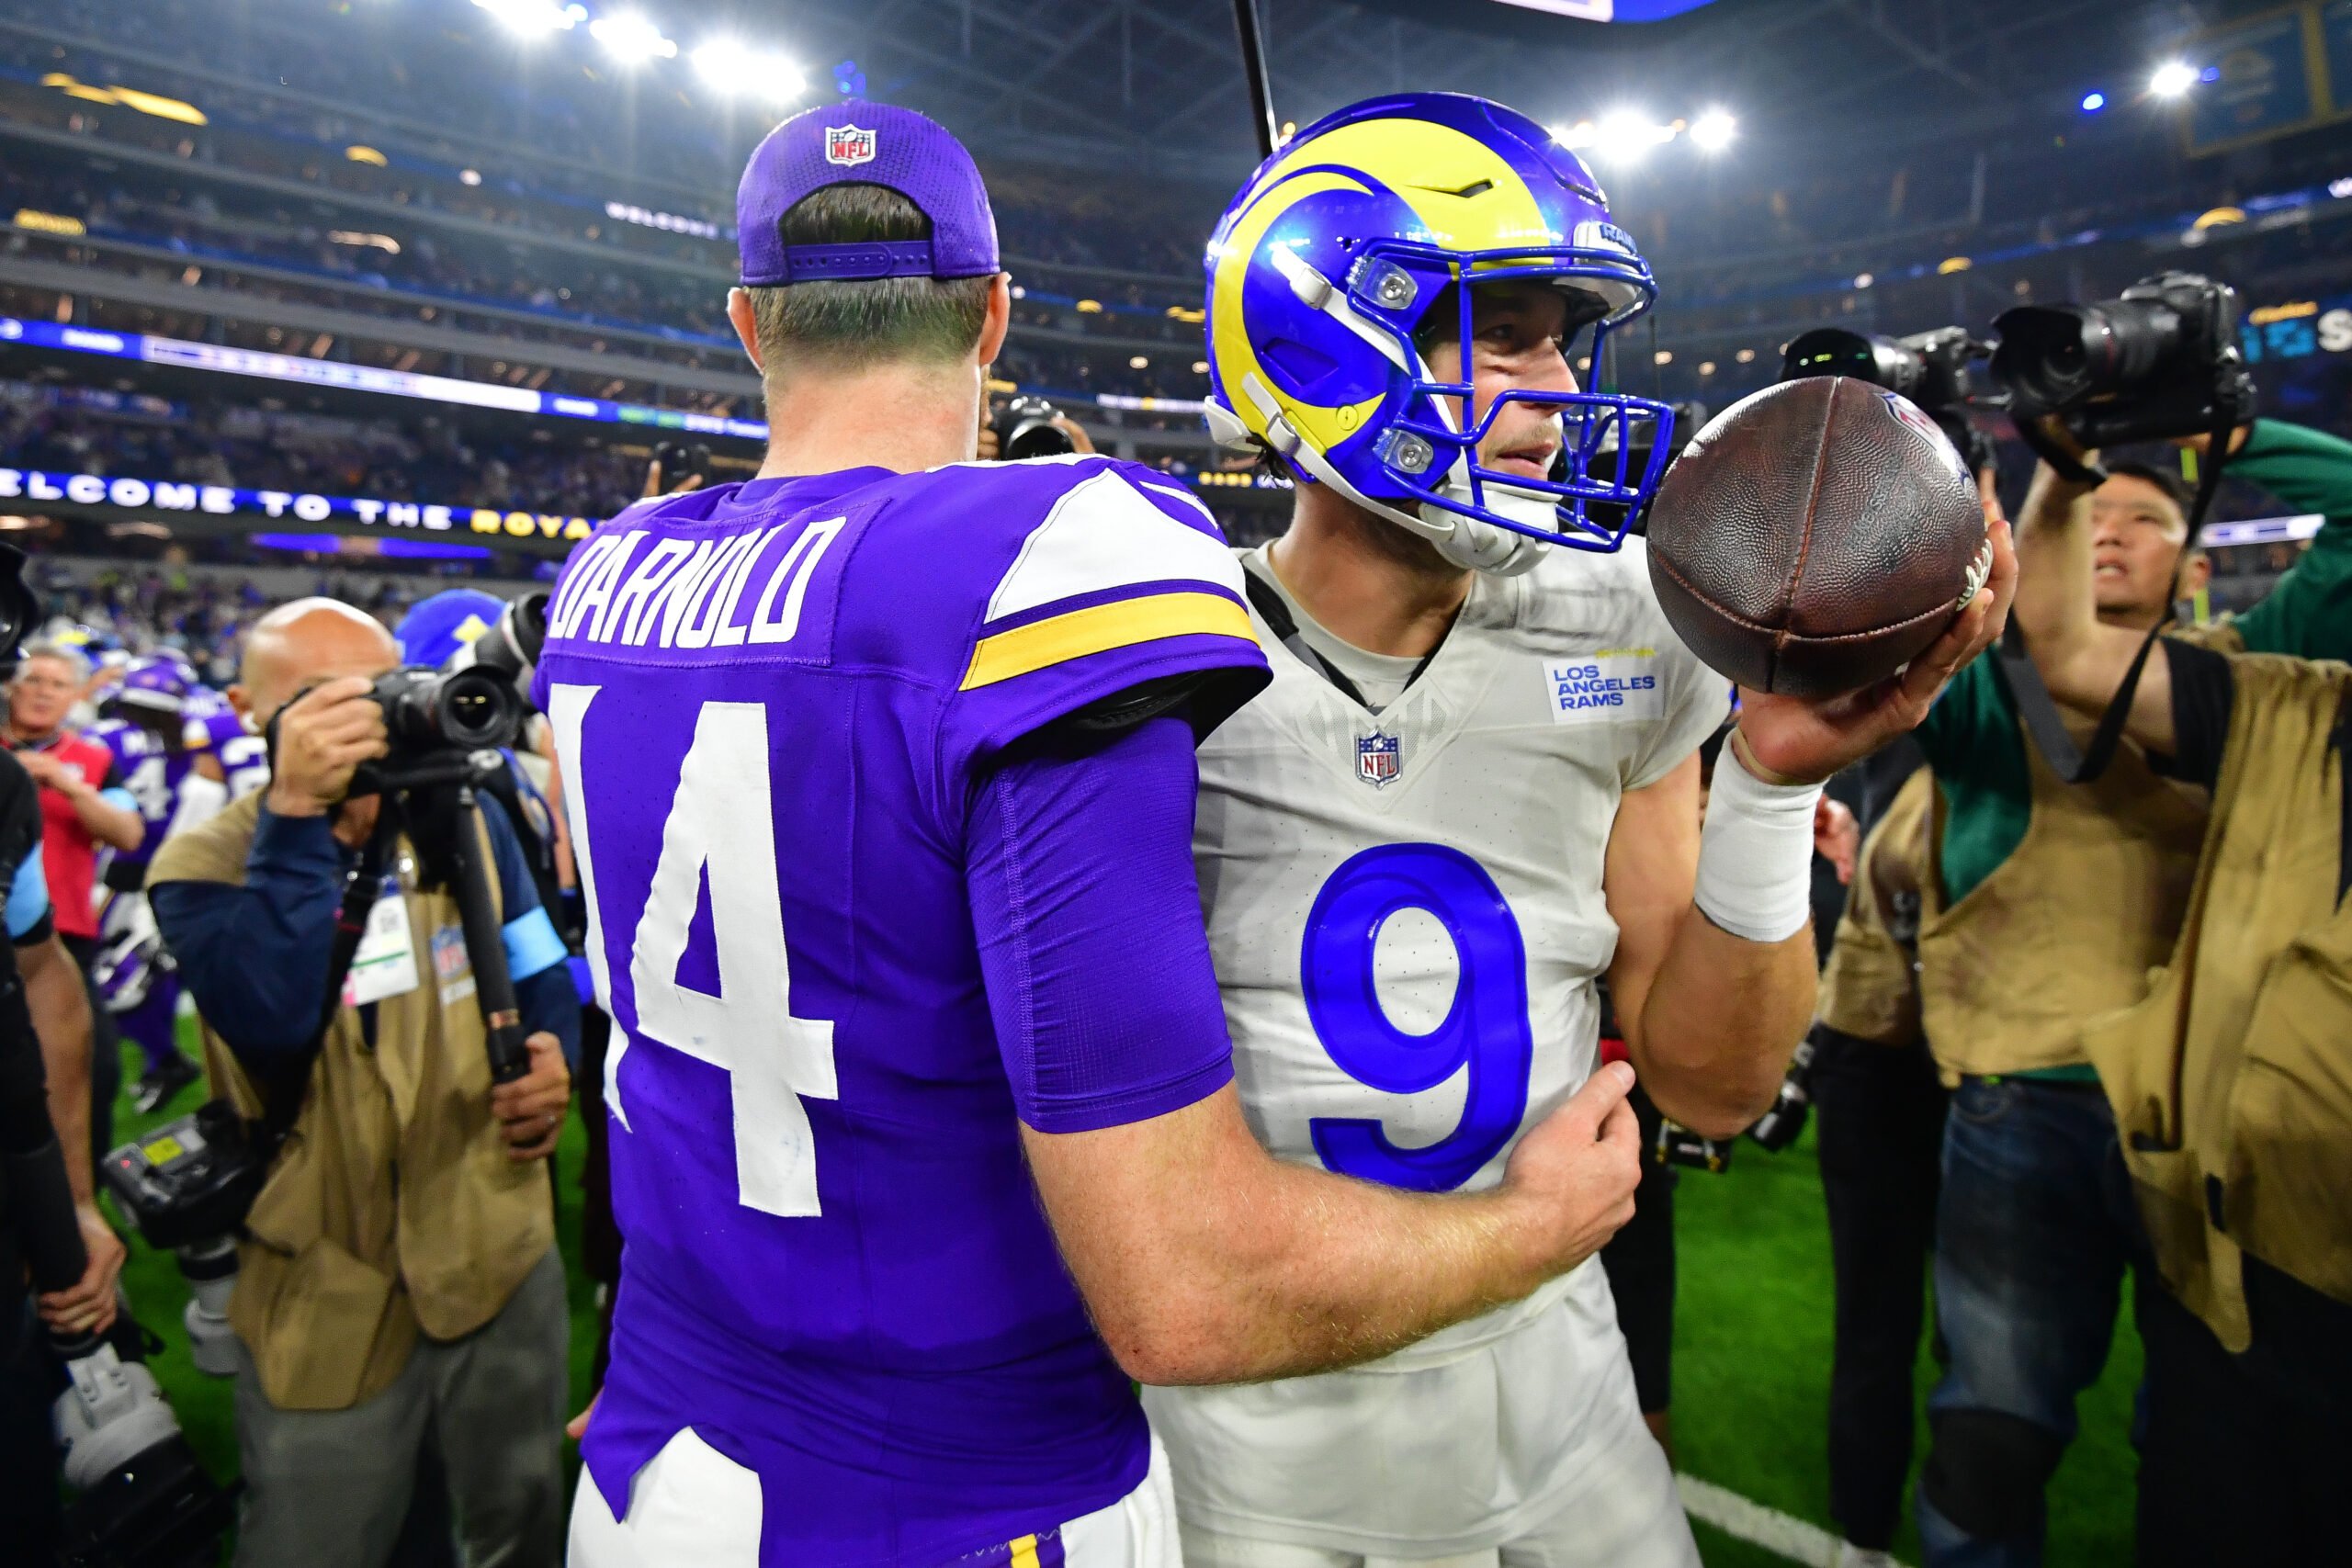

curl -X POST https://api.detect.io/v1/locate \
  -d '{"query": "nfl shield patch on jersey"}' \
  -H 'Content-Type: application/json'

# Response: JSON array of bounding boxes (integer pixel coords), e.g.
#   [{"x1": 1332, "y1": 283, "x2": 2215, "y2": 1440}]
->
[
  {"x1": 1355, "y1": 731, "x2": 1401, "y2": 787},
  {"x1": 826, "y1": 125, "x2": 876, "y2": 165}
]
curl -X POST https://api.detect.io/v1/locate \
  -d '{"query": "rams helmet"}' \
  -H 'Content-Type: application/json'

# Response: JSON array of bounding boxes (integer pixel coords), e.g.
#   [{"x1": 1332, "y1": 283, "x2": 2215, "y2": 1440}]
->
[{"x1": 1203, "y1": 92, "x2": 1674, "y2": 575}]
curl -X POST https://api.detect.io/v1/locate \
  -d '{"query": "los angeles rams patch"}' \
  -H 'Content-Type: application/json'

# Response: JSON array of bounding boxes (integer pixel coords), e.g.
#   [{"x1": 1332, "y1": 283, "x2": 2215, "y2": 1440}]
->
[{"x1": 1542, "y1": 649, "x2": 1663, "y2": 724}]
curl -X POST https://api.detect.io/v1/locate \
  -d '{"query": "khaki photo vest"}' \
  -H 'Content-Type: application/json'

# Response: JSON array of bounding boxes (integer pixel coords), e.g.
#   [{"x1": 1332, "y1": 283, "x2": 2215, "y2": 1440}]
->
[
  {"x1": 1914, "y1": 705, "x2": 2208, "y2": 1078},
  {"x1": 150, "y1": 794, "x2": 554, "y2": 1411},
  {"x1": 1815, "y1": 767, "x2": 1932, "y2": 1048},
  {"x1": 2077, "y1": 653, "x2": 2352, "y2": 1351}
]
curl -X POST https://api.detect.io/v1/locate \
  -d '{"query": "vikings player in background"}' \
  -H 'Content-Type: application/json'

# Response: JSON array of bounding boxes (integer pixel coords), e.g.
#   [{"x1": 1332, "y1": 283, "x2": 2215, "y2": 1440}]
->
[
  {"x1": 548, "y1": 101, "x2": 1667, "y2": 1568},
  {"x1": 85, "y1": 652, "x2": 209, "y2": 1111},
  {"x1": 1141, "y1": 94, "x2": 2015, "y2": 1566},
  {"x1": 85, "y1": 653, "x2": 266, "y2": 1111}
]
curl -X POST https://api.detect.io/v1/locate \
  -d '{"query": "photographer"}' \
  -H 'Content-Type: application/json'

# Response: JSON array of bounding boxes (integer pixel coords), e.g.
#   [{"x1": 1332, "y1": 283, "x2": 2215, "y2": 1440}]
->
[
  {"x1": 1808, "y1": 766, "x2": 1942, "y2": 1566},
  {"x1": 1898, "y1": 408, "x2": 2352, "y2": 1565},
  {"x1": 393, "y1": 590, "x2": 573, "y2": 982},
  {"x1": 147, "y1": 598, "x2": 578, "y2": 1568},
  {"x1": 975, "y1": 389, "x2": 1094, "y2": 459},
  {"x1": 2009, "y1": 454, "x2": 2352, "y2": 1565}
]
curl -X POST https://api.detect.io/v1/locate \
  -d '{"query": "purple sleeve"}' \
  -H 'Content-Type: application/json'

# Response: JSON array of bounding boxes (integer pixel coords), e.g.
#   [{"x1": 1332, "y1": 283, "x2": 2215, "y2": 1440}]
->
[{"x1": 966, "y1": 713, "x2": 1235, "y2": 1134}]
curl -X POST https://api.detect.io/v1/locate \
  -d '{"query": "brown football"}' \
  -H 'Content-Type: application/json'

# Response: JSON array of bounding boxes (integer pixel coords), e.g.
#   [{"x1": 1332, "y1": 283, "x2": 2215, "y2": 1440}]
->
[{"x1": 1643, "y1": 376, "x2": 1991, "y2": 697}]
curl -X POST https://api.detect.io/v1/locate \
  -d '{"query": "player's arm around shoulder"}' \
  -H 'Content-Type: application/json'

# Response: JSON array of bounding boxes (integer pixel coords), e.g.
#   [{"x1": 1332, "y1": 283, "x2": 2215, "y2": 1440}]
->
[
  {"x1": 1023, "y1": 1071, "x2": 1646, "y2": 1387},
  {"x1": 964, "y1": 692, "x2": 1643, "y2": 1387}
]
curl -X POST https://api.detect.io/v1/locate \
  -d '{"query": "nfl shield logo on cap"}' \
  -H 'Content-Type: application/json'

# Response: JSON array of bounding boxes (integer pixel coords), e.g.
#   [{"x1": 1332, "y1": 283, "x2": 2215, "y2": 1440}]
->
[
  {"x1": 826, "y1": 125, "x2": 876, "y2": 166},
  {"x1": 1356, "y1": 733, "x2": 1402, "y2": 788}
]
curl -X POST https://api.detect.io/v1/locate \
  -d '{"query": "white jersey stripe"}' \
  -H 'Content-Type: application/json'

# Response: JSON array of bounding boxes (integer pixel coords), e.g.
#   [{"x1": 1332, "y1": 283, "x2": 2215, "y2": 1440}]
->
[{"x1": 985, "y1": 469, "x2": 1244, "y2": 622}]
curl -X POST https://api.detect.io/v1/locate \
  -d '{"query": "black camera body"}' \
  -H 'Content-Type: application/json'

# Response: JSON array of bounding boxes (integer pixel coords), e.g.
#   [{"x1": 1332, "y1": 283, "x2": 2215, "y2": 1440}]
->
[
  {"x1": 993, "y1": 395, "x2": 1078, "y2": 460},
  {"x1": 1990, "y1": 271, "x2": 2257, "y2": 450},
  {"x1": 101, "y1": 1102, "x2": 265, "y2": 1254},
  {"x1": 650, "y1": 439, "x2": 713, "y2": 490},
  {"x1": 1782, "y1": 326, "x2": 1996, "y2": 474},
  {"x1": 445, "y1": 589, "x2": 548, "y2": 696},
  {"x1": 369, "y1": 666, "x2": 527, "y2": 757}
]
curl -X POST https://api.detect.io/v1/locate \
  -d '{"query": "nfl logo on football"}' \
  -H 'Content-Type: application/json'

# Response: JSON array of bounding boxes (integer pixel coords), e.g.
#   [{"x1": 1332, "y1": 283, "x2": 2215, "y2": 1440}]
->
[
  {"x1": 1356, "y1": 732, "x2": 1402, "y2": 788},
  {"x1": 826, "y1": 125, "x2": 876, "y2": 166}
]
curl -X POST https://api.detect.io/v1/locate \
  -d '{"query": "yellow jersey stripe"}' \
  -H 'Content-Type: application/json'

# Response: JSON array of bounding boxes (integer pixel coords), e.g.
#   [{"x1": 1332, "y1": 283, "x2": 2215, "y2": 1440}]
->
[
  {"x1": 959, "y1": 591, "x2": 1257, "y2": 691},
  {"x1": 1009, "y1": 1537, "x2": 1041, "y2": 1568}
]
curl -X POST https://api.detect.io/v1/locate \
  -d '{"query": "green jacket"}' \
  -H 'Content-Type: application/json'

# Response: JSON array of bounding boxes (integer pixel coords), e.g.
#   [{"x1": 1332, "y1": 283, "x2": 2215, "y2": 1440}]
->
[{"x1": 1918, "y1": 419, "x2": 2352, "y2": 906}]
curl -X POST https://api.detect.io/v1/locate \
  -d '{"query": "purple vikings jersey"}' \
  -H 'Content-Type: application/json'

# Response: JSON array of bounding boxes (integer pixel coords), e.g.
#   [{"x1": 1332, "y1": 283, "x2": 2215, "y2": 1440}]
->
[
  {"x1": 534, "y1": 456, "x2": 1267, "y2": 1565},
  {"x1": 85, "y1": 716, "x2": 194, "y2": 885},
  {"x1": 181, "y1": 694, "x2": 270, "y2": 802}
]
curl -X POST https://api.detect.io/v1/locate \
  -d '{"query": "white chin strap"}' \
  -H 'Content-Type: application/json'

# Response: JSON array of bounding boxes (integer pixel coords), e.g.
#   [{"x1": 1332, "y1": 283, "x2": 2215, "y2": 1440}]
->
[{"x1": 1231, "y1": 373, "x2": 1555, "y2": 577}]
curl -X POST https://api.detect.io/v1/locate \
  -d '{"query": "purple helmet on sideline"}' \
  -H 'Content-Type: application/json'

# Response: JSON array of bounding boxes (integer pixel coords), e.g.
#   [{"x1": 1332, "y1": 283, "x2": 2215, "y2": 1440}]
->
[{"x1": 103, "y1": 652, "x2": 198, "y2": 723}]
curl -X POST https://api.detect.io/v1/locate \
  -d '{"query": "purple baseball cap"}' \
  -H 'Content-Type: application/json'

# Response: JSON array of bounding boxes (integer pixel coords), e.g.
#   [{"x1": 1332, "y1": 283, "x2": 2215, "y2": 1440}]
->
[{"x1": 736, "y1": 100, "x2": 1001, "y2": 287}]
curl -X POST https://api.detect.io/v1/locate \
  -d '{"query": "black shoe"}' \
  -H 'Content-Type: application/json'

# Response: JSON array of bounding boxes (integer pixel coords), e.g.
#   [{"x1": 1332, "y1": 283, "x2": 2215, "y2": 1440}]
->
[{"x1": 131, "y1": 1052, "x2": 201, "y2": 1115}]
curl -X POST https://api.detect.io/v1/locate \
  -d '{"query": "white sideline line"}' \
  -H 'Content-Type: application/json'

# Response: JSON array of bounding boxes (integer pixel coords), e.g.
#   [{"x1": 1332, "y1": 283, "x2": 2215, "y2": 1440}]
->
[{"x1": 1676, "y1": 1473, "x2": 1915, "y2": 1568}]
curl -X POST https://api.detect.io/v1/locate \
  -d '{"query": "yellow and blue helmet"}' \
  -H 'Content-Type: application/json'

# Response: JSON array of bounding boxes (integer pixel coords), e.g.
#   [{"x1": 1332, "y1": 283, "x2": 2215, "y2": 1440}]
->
[{"x1": 1203, "y1": 92, "x2": 1672, "y2": 574}]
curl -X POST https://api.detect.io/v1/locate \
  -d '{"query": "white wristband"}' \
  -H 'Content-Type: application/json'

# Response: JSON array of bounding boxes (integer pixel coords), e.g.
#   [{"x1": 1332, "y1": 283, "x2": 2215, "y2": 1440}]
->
[{"x1": 1693, "y1": 744, "x2": 1824, "y2": 943}]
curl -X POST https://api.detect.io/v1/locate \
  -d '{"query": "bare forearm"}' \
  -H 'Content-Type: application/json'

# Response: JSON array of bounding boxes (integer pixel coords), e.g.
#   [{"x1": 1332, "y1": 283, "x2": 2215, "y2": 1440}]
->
[
  {"x1": 25, "y1": 940, "x2": 96, "y2": 1203},
  {"x1": 1155, "y1": 1148, "x2": 1538, "y2": 1382},
  {"x1": 1027, "y1": 1089, "x2": 1545, "y2": 1385},
  {"x1": 2012, "y1": 462, "x2": 2178, "y2": 750},
  {"x1": 55, "y1": 784, "x2": 141, "y2": 860},
  {"x1": 2012, "y1": 464, "x2": 2099, "y2": 659},
  {"x1": 1632, "y1": 912, "x2": 1814, "y2": 1137},
  {"x1": 66, "y1": 788, "x2": 141, "y2": 852}
]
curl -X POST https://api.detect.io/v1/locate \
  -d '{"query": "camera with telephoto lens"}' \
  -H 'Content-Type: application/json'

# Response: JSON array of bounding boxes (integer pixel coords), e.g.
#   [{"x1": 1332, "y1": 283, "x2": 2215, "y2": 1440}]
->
[
  {"x1": 369, "y1": 666, "x2": 526, "y2": 755},
  {"x1": 101, "y1": 1103, "x2": 265, "y2": 1378},
  {"x1": 52, "y1": 1323, "x2": 238, "y2": 1567},
  {"x1": 992, "y1": 394, "x2": 1077, "y2": 460},
  {"x1": 45, "y1": 1105, "x2": 256, "y2": 1564},
  {"x1": 1781, "y1": 326, "x2": 1997, "y2": 474},
  {"x1": 317, "y1": 665, "x2": 528, "y2": 801},
  {"x1": 1989, "y1": 271, "x2": 2257, "y2": 449},
  {"x1": 442, "y1": 590, "x2": 548, "y2": 704}
]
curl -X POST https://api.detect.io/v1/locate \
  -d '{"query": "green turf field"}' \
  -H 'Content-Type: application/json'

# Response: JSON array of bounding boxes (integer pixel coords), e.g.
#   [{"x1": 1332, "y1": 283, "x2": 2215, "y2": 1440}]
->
[{"x1": 103, "y1": 1028, "x2": 2143, "y2": 1565}]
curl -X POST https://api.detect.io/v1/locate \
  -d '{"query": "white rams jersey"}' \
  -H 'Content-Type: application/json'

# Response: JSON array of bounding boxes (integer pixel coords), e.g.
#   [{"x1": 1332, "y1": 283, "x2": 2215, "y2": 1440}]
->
[{"x1": 1145, "y1": 538, "x2": 1726, "y2": 1554}]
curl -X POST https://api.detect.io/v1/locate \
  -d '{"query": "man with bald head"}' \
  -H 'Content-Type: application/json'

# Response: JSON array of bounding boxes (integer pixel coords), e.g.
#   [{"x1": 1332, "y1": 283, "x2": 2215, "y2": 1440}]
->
[{"x1": 149, "y1": 596, "x2": 579, "y2": 1568}]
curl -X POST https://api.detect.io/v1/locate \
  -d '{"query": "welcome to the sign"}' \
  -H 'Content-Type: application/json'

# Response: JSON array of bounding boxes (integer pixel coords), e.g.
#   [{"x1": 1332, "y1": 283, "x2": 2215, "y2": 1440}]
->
[{"x1": 0, "y1": 468, "x2": 594, "y2": 542}]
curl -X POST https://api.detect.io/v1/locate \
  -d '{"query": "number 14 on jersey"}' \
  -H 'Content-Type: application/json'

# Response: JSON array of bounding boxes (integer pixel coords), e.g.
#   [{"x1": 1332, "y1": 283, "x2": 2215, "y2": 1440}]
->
[{"x1": 548, "y1": 685, "x2": 838, "y2": 1219}]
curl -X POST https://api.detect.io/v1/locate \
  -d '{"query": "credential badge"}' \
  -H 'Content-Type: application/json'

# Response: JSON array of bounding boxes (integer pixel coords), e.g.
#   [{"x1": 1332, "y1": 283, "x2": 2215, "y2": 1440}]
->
[
  {"x1": 825, "y1": 125, "x2": 876, "y2": 166},
  {"x1": 1356, "y1": 732, "x2": 1402, "y2": 788}
]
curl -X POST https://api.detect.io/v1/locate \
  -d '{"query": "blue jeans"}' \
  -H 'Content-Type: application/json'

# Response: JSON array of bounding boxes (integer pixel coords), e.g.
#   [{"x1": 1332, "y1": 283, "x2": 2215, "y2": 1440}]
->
[{"x1": 1915, "y1": 1077, "x2": 2143, "y2": 1568}]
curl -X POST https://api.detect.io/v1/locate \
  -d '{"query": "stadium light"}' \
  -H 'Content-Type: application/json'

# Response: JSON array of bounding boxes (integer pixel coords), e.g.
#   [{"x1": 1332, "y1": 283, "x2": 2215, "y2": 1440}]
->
[
  {"x1": 2081, "y1": 91, "x2": 2106, "y2": 113},
  {"x1": 1690, "y1": 109, "x2": 1736, "y2": 152},
  {"x1": 2149, "y1": 61, "x2": 2198, "y2": 98},
  {"x1": 473, "y1": 0, "x2": 582, "y2": 37},
  {"x1": 1590, "y1": 110, "x2": 1678, "y2": 162},
  {"x1": 590, "y1": 13, "x2": 676, "y2": 64},
  {"x1": 691, "y1": 40, "x2": 807, "y2": 101}
]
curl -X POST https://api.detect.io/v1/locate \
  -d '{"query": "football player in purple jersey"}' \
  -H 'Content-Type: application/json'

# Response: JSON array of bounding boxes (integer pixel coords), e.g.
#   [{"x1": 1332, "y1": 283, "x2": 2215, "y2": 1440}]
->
[
  {"x1": 181, "y1": 687, "x2": 271, "y2": 812},
  {"x1": 84, "y1": 653, "x2": 207, "y2": 1112},
  {"x1": 547, "y1": 103, "x2": 1666, "y2": 1568}
]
